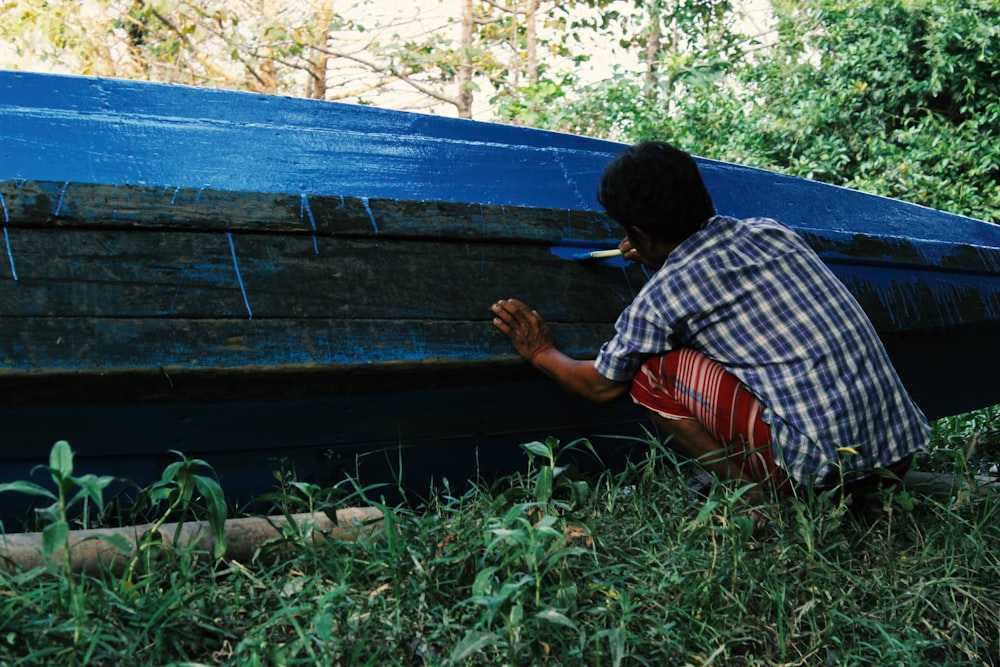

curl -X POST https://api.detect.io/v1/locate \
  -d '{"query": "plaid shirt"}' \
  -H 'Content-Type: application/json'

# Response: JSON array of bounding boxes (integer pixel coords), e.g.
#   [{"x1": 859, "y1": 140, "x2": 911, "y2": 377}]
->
[{"x1": 595, "y1": 215, "x2": 929, "y2": 486}]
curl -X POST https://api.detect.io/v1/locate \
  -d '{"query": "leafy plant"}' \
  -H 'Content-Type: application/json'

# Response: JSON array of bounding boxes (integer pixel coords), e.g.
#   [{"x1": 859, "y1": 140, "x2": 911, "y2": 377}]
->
[
  {"x1": 0, "y1": 441, "x2": 118, "y2": 556},
  {"x1": 125, "y1": 450, "x2": 227, "y2": 584},
  {"x1": 0, "y1": 440, "x2": 124, "y2": 645},
  {"x1": 2, "y1": 429, "x2": 998, "y2": 665}
]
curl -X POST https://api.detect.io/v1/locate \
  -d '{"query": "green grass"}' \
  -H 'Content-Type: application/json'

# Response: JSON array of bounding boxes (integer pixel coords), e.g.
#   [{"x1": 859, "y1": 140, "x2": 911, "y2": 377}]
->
[{"x1": 0, "y1": 411, "x2": 998, "y2": 666}]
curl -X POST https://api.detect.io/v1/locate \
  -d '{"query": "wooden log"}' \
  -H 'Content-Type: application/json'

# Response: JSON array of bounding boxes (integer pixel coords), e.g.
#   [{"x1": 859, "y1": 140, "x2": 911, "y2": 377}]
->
[
  {"x1": 0, "y1": 506, "x2": 383, "y2": 576},
  {"x1": 902, "y1": 470, "x2": 999, "y2": 499}
]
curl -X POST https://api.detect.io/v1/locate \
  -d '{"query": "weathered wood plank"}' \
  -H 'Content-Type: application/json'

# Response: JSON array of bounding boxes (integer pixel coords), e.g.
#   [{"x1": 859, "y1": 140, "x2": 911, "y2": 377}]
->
[
  {"x1": 3, "y1": 226, "x2": 995, "y2": 342},
  {"x1": 0, "y1": 180, "x2": 615, "y2": 242},
  {"x1": 0, "y1": 373, "x2": 648, "y2": 525},
  {"x1": 0, "y1": 227, "x2": 641, "y2": 320},
  {"x1": 7, "y1": 181, "x2": 999, "y2": 272},
  {"x1": 830, "y1": 265, "x2": 1000, "y2": 334},
  {"x1": 0, "y1": 316, "x2": 616, "y2": 375}
]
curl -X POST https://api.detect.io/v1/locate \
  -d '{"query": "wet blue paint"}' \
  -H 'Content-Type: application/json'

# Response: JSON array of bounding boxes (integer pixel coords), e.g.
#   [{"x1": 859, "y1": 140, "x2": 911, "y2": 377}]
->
[
  {"x1": 2, "y1": 227, "x2": 16, "y2": 281},
  {"x1": 549, "y1": 244, "x2": 628, "y2": 267},
  {"x1": 54, "y1": 182, "x2": 68, "y2": 216},
  {"x1": 0, "y1": 186, "x2": 10, "y2": 280},
  {"x1": 361, "y1": 197, "x2": 379, "y2": 236},
  {"x1": 300, "y1": 194, "x2": 320, "y2": 254},
  {"x1": 549, "y1": 237, "x2": 626, "y2": 264},
  {"x1": 226, "y1": 232, "x2": 252, "y2": 319}
]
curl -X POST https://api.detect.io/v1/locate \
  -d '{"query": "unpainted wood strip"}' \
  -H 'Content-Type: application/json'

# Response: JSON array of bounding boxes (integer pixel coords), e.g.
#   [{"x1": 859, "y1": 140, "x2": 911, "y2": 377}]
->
[{"x1": 0, "y1": 507, "x2": 384, "y2": 576}]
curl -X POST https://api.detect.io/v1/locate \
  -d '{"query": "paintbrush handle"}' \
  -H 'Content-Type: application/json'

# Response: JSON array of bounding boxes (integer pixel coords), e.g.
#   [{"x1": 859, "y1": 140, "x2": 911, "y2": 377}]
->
[{"x1": 588, "y1": 249, "x2": 623, "y2": 259}]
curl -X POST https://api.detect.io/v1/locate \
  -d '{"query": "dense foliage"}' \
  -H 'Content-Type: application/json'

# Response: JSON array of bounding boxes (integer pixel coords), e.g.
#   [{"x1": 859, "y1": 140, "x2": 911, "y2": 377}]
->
[
  {"x1": 535, "y1": 0, "x2": 999, "y2": 223},
  {"x1": 1, "y1": 437, "x2": 998, "y2": 665}
]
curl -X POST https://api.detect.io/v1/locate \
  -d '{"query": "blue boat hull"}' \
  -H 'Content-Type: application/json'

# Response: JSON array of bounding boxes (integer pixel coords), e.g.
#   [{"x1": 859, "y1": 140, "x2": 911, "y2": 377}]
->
[{"x1": 1, "y1": 72, "x2": 997, "y2": 524}]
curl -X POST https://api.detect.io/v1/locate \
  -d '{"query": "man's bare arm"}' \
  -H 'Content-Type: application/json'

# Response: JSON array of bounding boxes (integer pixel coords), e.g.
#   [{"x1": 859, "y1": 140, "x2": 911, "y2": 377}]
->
[{"x1": 490, "y1": 298, "x2": 631, "y2": 405}]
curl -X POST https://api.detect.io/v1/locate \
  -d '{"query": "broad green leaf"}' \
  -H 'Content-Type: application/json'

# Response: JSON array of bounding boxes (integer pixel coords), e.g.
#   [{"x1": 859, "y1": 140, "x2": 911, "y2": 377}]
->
[
  {"x1": 94, "y1": 533, "x2": 134, "y2": 555},
  {"x1": 449, "y1": 631, "x2": 500, "y2": 662},
  {"x1": 312, "y1": 608, "x2": 332, "y2": 643},
  {"x1": 535, "y1": 608, "x2": 579, "y2": 631},
  {"x1": 520, "y1": 441, "x2": 551, "y2": 458},
  {"x1": 195, "y1": 475, "x2": 227, "y2": 558},
  {"x1": 508, "y1": 602, "x2": 524, "y2": 626},
  {"x1": 472, "y1": 566, "x2": 500, "y2": 596},
  {"x1": 41, "y1": 520, "x2": 69, "y2": 558},
  {"x1": 35, "y1": 502, "x2": 62, "y2": 524},
  {"x1": 68, "y1": 474, "x2": 115, "y2": 513},
  {"x1": 535, "y1": 465, "x2": 553, "y2": 503},
  {"x1": 157, "y1": 460, "x2": 184, "y2": 485},
  {"x1": 0, "y1": 481, "x2": 56, "y2": 500},
  {"x1": 49, "y1": 440, "x2": 74, "y2": 478},
  {"x1": 490, "y1": 528, "x2": 525, "y2": 539}
]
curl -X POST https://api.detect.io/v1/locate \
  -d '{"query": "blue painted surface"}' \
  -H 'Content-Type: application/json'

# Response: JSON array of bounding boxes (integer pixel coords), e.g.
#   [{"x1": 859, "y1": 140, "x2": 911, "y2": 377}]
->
[
  {"x1": 0, "y1": 72, "x2": 617, "y2": 211},
  {"x1": 2, "y1": 71, "x2": 998, "y2": 373},
  {"x1": 4, "y1": 71, "x2": 997, "y2": 249},
  {"x1": 1, "y1": 71, "x2": 998, "y2": 523}
]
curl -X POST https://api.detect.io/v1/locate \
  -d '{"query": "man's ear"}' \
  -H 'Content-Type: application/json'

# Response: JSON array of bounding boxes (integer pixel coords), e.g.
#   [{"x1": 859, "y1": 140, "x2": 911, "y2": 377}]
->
[
  {"x1": 628, "y1": 225, "x2": 681, "y2": 268},
  {"x1": 628, "y1": 225, "x2": 655, "y2": 248}
]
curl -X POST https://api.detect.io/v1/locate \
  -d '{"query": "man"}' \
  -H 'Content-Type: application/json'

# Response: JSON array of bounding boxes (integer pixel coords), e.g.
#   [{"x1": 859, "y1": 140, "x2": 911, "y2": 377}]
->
[{"x1": 491, "y1": 141, "x2": 928, "y2": 499}]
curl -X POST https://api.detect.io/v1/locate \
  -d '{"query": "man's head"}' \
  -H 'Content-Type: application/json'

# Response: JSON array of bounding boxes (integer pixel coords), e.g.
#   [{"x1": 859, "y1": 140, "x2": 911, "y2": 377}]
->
[{"x1": 597, "y1": 141, "x2": 715, "y2": 243}]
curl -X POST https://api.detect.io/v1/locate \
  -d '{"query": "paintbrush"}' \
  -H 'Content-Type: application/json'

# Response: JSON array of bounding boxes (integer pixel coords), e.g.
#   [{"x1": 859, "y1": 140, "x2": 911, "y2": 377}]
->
[{"x1": 576, "y1": 248, "x2": 623, "y2": 260}]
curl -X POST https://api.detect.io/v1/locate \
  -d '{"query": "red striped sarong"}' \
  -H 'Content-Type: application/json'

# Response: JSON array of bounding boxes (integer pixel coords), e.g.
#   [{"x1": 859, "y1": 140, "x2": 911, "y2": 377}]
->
[{"x1": 630, "y1": 349, "x2": 793, "y2": 495}]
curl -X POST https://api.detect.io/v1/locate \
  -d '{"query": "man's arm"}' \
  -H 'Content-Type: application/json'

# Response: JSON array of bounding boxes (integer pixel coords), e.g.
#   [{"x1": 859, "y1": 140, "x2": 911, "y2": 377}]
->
[{"x1": 491, "y1": 298, "x2": 631, "y2": 405}]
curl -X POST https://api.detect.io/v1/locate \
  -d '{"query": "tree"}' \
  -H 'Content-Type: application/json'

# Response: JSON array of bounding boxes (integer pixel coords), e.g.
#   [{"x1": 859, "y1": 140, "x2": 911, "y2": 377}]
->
[
  {"x1": 499, "y1": 0, "x2": 754, "y2": 135},
  {"x1": 0, "y1": 0, "x2": 352, "y2": 94},
  {"x1": 357, "y1": 0, "x2": 602, "y2": 120},
  {"x1": 741, "y1": 0, "x2": 1000, "y2": 222},
  {"x1": 542, "y1": 0, "x2": 998, "y2": 223}
]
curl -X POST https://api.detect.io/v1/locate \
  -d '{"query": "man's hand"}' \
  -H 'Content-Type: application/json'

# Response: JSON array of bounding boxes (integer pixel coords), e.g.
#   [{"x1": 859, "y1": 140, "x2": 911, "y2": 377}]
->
[
  {"x1": 490, "y1": 298, "x2": 631, "y2": 404},
  {"x1": 490, "y1": 298, "x2": 553, "y2": 361},
  {"x1": 619, "y1": 237, "x2": 642, "y2": 264}
]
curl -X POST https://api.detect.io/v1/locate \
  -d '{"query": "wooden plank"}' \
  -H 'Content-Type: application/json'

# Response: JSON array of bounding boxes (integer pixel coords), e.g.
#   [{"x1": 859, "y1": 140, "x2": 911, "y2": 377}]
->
[
  {"x1": 831, "y1": 265, "x2": 1000, "y2": 334},
  {"x1": 0, "y1": 180, "x2": 615, "y2": 243},
  {"x1": 0, "y1": 227, "x2": 642, "y2": 321},
  {"x1": 2, "y1": 225, "x2": 994, "y2": 349},
  {"x1": 0, "y1": 373, "x2": 647, "y2": 457},
  {"x1": 882, "y1": 326, "x2": 1000, "y2": 420},
  {"x1": 6, "y1": 181, "x2": 997, "y2": 272},
  {"x1": 0, "y1": 316, "x2": 616, "y2": 375},
  {"x1": 802, "y1": 228, "x2": 1000, "y2": 276},
  {"x1": 0, "y1": 368, "x2": 648, "y2": 526}
]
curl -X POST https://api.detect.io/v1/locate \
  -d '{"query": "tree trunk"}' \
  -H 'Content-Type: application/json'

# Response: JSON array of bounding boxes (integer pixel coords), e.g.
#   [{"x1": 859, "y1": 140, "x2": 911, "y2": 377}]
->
[
  {"x1": 458, "y1": 0, "x2": 475, "y2": 118},
  {"x1": 644, "y1": 6, "x2": 663, "y2": 100},
  {"x1": 308, "y1": 0, "x2": 336, "y2": 99},
  {"x1": 525, "y1": 0, "x2": 540, "y2": 86}
]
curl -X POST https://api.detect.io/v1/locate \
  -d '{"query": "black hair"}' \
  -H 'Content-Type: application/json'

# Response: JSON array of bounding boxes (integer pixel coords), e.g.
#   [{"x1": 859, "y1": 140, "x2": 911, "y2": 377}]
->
[{"x1": 596, "y1": 141, "x2": 715, "y2": 242}]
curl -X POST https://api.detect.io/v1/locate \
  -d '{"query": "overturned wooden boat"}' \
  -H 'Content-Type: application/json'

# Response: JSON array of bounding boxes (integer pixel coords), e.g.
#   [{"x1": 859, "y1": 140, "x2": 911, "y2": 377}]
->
[{"x1": 1, "y1": 72, "x2": 998, "y2": 524}]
